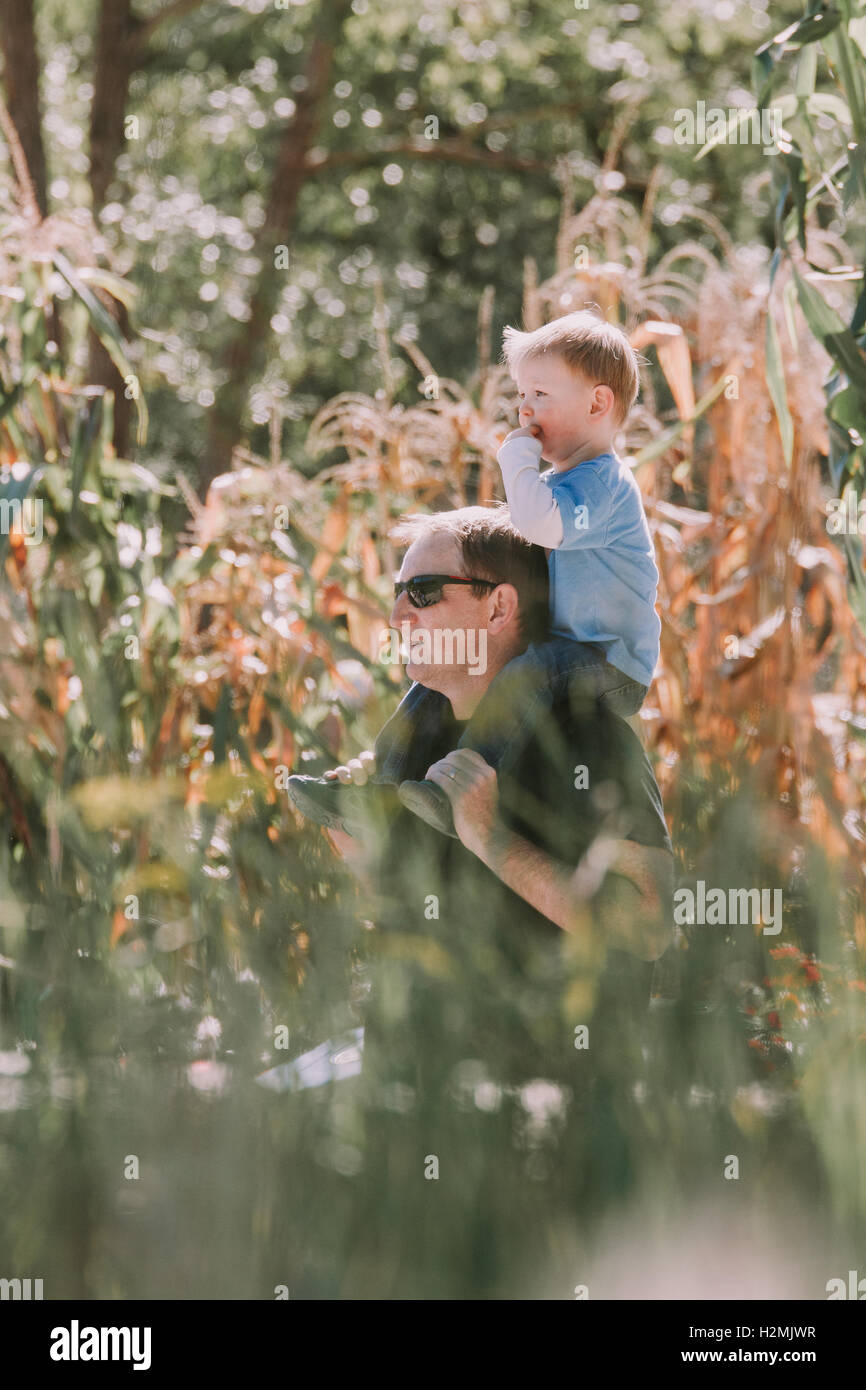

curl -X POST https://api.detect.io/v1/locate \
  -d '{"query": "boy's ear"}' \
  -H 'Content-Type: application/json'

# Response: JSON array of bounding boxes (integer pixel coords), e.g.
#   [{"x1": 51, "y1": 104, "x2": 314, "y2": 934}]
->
[{"x1": 591, "y1": 384, "x2": 616, "y2": 417}]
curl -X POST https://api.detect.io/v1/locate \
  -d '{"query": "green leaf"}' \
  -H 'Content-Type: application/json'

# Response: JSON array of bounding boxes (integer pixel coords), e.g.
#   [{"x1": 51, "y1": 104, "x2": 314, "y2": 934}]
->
[
  {"x1": 827, "y1": 416, "x2": 857, "y2": 492},
  {"x1": 783, "y1": 278, "x2": 800, "y2": 349},
  {"x1": 828, "y1": 383, "x2": 865, "y2": 432},
  {"x1": 850, "y1": 16, "x2": 866, "y2": 60},
  {"x1": 765, "y1": 309, "x2": 794, "y2": 466},
  {"x1": 77, "y1": 267, "x2": 139, "y2": 313},
  {"x1": 773, "y1": 93, "x2": 800, "y2": 122},
  {"x1": 796, "y1": 44, "x2": 819, "y2": 98},
  {"x1": 822, "y1": 29, "x2": 866, "y2": 148},
  {"x1": 212, "y1": 685, "x2": 233, "y2": 766},
  {"x1": 100, "y1": 455, "x2": 175, "y2": 496},
  {"x1": 69, "y1": 398, "x2": 104, "y2": 509},
  {"x1": 793, "y1": 265, "x2": 866, "y2": 392},
  {"x1": 752, "y1": 50, "x2": 777, "y2": 108},
  {"x1": 843, "y1": 141, "x2": 866, "y2": 208},
  {"x1": 51, "y1": 250, "x2": 149, "y2": 447},
  {"x1": 51, "y1": 252, "x2": 126, "y2": 355},
  {"x1": 0, "y1": 380, "x2": 24, "y2": 427},
  {"x1": 776, "y1": 146, "x2": 808, "y2": 250},
  {"x1": 757, "y1": 9, "x2": 843, "y2": 61},
  {"x1": 806, "y1": 92, "x2": 853, "y2": 123},
  {"x1": 55, "y1": 591, "x2": 120, "y2": 748},
  {"x1": 841, "y1": 529, "x2": 866, "y2": 634}
]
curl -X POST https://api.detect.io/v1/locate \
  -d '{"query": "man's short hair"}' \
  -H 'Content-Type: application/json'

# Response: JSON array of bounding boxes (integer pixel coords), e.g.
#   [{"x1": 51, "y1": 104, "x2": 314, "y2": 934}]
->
[
  {"x1": 501, "y1": 309, "x2": 640, "y2": 425},
  {"x1": 388, "y1": 503, "x2": 550, "y2": 647}
]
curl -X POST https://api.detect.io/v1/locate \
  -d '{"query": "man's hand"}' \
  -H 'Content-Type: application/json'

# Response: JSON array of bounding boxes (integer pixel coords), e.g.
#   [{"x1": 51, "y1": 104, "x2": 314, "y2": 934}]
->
[
  {"x1": 425, "y1": 748, "x2": 506, "y2": 860},
  {"x1": 323, "y1": 749, "x2": 375, "y2": 785},
  {"x1": 422, "y1": 755, "x2": 673, "y2": 959}
]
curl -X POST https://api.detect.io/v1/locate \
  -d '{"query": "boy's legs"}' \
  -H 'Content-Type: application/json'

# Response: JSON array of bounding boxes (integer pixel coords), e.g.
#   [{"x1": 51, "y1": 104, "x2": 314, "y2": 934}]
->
[
  {"x1": 457, "y1": 637, "x2": 647, "y2": 772},
  {"x1": 372, "y1": 681, "x2": 453, "y2": 785},
  {"x1": 287, "y1": 681, "x2": 450, "y2": 832}
]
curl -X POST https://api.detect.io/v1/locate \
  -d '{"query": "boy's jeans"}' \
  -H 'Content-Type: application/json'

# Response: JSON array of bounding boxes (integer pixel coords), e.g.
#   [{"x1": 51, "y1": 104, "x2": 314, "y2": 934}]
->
[{"x1": 372, "y1": 636, "x2": 648, "y2": 787}]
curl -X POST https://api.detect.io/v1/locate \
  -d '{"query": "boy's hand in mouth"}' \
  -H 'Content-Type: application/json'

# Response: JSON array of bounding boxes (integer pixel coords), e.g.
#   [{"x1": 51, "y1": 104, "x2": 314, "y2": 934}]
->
[{"x1": 502, "y1": 424, "x2": 543, "y2": 447}]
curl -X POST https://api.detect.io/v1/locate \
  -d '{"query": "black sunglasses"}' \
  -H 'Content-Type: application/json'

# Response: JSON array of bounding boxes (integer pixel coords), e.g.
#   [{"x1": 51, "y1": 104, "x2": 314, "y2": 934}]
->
[{"x1": 393, "y1": 573, "x2": 500, "y2": 608}]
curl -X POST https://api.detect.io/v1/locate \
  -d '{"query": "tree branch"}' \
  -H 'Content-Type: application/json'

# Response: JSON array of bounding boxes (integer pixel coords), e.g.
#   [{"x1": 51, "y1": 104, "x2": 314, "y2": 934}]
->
[
  {"x1": 306, "y1": 139, "x2": 650, "y2": 192},
  {"x1": 133, "y1": 0, "x2": 211, "y2": 51},
  {"x1": 479, "y1": 97, "x2": 602, "y2": 133},
  {"x1": 306, "y1": 140, "x2": 552, "y2": 177}
]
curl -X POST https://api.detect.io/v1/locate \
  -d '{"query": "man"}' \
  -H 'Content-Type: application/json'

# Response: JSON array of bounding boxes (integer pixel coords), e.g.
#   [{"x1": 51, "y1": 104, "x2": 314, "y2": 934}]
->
[
  {"x1": 289, "y1": 506, "x2": 674, "y2": 1296},
  {"x1": 303, "y1": 504, "x2": 672, "y2": 960}
]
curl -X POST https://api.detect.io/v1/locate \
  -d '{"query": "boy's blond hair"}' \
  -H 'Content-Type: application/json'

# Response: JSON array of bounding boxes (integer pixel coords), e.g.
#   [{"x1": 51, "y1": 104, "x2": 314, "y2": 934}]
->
[{"x1": 501, "y1": 310, "x2": 640, "y2": 425}]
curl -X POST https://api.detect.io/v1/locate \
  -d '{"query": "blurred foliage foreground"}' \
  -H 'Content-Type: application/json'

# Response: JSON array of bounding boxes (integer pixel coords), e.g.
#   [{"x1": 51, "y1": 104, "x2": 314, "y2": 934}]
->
[{"x1": 2, "y1": 64, "x2": 866, "y2": 1294}]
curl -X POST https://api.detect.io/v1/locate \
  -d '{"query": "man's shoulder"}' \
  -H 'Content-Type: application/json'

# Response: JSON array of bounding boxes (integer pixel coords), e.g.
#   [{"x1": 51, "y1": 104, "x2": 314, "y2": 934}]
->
[
  {"x1": 523, "y1": 688, "x2": 637, "y2": 752},
  {"x1": 504, "y1": 694, "x2": 672, "y2": 853},
  {"x1": 518, "y1": 694, "x2": 643, "y2": 787}
]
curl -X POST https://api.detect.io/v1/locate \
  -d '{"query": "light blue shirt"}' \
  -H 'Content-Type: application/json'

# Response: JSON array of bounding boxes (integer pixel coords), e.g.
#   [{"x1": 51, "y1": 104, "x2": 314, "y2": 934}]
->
[{"x1": 542, "y1": 452, "x2": 660, "y2": 688}]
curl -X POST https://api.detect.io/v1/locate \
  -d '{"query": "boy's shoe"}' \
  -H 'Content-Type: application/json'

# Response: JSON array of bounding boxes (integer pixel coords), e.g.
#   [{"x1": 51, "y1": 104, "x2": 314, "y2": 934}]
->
[
  {"x1": 287, "y1": 774, "x2": 388, "y2": 835},
  {"x1": 397, "y1": 779, "x2": 458, "y2": 838}
]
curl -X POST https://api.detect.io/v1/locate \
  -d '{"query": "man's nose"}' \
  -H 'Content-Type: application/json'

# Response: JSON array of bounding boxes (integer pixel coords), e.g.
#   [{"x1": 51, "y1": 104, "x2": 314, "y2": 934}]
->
[{"x1": 389, "y1": 590, "x2": 412, "y2": 626}]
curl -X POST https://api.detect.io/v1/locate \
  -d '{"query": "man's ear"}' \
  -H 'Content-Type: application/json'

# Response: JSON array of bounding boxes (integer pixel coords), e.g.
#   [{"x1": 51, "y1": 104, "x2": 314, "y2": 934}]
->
[{"x1": 488, "y1": 581, "x2": 520, "y2": 633}]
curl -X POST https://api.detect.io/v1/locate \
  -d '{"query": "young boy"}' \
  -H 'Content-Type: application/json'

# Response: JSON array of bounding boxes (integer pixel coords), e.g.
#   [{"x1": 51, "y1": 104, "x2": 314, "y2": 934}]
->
[{"x1": 289, "y1": 310, "x2": 661, "y2": 837}]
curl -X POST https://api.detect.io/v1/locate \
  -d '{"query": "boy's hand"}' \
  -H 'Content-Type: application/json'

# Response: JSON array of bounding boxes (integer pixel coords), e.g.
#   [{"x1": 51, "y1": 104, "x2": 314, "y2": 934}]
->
[
  {"x1": 323, "y1": 750, "x2": 375, "y2": 785},
  {"x1": 501, "y1": 425, "x2": 543, "y2": 451}
]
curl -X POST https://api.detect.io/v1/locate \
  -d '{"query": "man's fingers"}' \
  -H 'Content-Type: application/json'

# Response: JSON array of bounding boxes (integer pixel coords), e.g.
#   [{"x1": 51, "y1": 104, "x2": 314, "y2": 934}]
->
[
  {"x1": 426, "y1": 749, "x2": 494, "y2": 783},
  {"x1": 425, "y1": 752, "x2": 492, "y2": 794},
  {"x1": 359, "y1": 750, "x2": 375, "y2": 767},
  {"x1": 346, "y1": 757, "x2": 369, "y2": 785},
  {"x1": 425, "y1": 760, "x2": 459, "y2": 796},
  {"x1": 449, "y1": 748, "x2": 492, "y2": 769}
]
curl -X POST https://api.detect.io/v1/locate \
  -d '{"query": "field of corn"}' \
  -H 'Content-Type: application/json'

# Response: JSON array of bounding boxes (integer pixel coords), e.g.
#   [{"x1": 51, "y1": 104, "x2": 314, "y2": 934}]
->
[{"x1": 1, "y1": 1, "x2": 865, "y2": 1299}]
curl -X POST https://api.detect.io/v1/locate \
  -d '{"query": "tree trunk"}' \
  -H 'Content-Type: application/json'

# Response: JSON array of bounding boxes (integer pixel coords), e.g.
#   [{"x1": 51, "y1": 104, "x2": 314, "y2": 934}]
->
[
  {"x1": 88, "y1": 0, "x2": 141, "y2": 458},
  {"x1": 200, "y1": 0, "x2": 355, "y2": 497},
  {"x1": 0, "y1": 0, "x2": 48, "y2": 214},
  {"x1": 89, "y1": 0, "x2": 141, "y2": 210}
]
